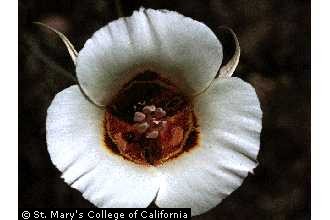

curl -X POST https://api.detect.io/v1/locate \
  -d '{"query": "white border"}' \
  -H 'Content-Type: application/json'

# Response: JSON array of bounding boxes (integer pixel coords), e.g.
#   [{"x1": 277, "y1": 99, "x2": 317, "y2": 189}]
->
[
  {"x1": 0, "y1": 1, "x2": 18, "y2": 219},
  {"x1": 0, "y1": 0, "x2": 18, "y2": 219},
  {"x1": 312, "y1": 0, "x2": 330, "y2": 219}
]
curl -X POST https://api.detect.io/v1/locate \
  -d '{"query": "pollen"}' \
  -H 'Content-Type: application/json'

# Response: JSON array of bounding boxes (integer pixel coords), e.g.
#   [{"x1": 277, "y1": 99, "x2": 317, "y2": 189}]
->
[
  {"x1": 133, "y1": 112, "x2": 146, "y2": 122},
  {"x1": 142, "y1": 105, "x2": 156, "y2": 114}
]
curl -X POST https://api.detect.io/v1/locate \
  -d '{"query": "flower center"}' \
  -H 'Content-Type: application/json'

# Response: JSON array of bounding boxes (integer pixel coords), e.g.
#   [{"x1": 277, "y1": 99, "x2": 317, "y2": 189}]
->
[{"x1": 103, "y1": 71, "x2": 199, "y2": 165}]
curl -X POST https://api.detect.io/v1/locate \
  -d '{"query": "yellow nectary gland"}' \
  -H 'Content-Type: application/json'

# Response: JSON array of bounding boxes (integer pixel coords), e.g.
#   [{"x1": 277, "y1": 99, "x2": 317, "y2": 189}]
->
[{"x1": 103, "y1": 71, "x2": 199, "y2": 165}]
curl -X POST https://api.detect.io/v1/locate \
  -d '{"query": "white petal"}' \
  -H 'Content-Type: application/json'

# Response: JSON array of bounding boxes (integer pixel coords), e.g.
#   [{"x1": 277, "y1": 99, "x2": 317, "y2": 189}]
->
[
  {"x1": 76, "y1": 8, "x2": 222, "y2": 106},
  {"x1": 46, "y1": 85, "x2": 159, "y2": 208},
  {"x1": 155, "y1": 78, "x2": 262, "y2": 216}
]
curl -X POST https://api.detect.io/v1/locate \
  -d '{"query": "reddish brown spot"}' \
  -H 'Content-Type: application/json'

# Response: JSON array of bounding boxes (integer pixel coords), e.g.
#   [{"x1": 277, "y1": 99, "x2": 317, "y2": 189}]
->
[
  {"x1": 182, "y1": 128, "x2": 200, "y2": 152},
  {"x1": 169, "y1": 127, "x2": 184, "y2": 147},
  {"x1": 103, "y1": 122, "x2": 120, "y2": 155},
  {"x1": 103, "y1": 71, "x2": 200, "y2": 165}
]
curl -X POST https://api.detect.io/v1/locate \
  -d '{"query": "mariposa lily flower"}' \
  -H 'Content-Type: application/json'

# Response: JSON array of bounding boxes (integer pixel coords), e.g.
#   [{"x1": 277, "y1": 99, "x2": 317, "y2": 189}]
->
[{"x1": 44, "y1": 8, "x2": 262, "y2": 216}]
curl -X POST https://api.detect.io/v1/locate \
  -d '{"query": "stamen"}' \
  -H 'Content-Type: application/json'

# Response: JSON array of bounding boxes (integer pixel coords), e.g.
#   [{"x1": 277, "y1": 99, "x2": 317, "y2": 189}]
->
[
  {"x1": 153, "y1": 120, "x2": 161, "y2": 125},
  {"x1": 143, "y1": 105, "x2": 156, "y2": 114},
  {"x1": 138, "y1": 100, "x2": 146, "y2": 105},
  {"x1": 155, "y1": 107, "x2": 166, "y2": 118},
  {"x1": 146, "y1": 130, "x2": 159, "y2": 139},
  {"x1": 136, "y1": 122, "x2": 149, "y2": 133},
  {"x1": 134, "y1": 112, "x2": 146, "y2": 122}
]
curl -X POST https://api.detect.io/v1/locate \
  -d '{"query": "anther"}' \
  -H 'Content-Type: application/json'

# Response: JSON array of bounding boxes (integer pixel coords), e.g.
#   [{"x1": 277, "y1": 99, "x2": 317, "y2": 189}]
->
[
  {"x1": 153, "y1": 120, "x2": 161, "y2": 125},
  {"x1": 155, "y1": 107, "x2": 166, "y2": 118},
  {"x1": 136, "y1": 122, "x2": 149, "y2": 133},
  {"x1": 134, "y1": 112, "x2": 146, "y2": 122},
  {"x1": 146, "y1": 130, "x2": 159, "y2": 139},
  {"x1": 138, "y1": 100, "x2": 146, "y2": 105},
  {"x1": 143, "y1": 105, "x2": 156, "y2": 114}
]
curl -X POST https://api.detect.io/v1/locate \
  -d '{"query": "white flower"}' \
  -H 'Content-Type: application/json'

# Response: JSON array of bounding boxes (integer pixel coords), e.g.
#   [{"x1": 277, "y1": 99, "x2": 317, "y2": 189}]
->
[{"x1": 45, "y1": 8, "x2": 262, "y2": 216}]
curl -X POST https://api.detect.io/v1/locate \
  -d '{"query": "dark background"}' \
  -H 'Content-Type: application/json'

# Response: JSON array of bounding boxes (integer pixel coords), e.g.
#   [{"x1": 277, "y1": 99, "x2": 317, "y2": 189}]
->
[{"x1": 19, "y1": 0, "x2": 310, "y2": 219}]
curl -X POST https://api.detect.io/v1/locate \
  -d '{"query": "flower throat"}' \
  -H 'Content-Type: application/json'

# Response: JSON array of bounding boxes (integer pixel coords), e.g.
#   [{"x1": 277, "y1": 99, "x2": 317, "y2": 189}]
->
[{"x1": 103, "y1": 71, "x2": 199, "y2": 165}]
